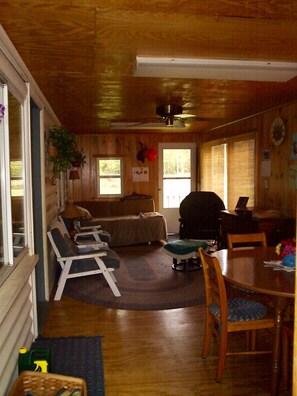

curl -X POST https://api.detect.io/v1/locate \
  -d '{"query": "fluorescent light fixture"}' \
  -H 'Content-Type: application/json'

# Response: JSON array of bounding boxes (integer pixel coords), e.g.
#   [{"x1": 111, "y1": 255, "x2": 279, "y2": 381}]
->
[{"x1": 134, "y1": 56, "x2": 297, "y2": 82}]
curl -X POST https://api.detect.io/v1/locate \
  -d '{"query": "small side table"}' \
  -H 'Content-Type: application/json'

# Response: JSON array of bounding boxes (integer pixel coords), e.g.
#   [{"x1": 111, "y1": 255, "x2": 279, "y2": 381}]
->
[{"x1": 163, "y1": 239, "x2": 209, "y2": 271}]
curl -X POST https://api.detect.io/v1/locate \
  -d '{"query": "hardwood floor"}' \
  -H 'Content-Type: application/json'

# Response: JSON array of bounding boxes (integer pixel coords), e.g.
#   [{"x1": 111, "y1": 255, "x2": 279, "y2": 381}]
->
[{"x1": 42, "y1": 295, "x2": 292, "y2": 396}]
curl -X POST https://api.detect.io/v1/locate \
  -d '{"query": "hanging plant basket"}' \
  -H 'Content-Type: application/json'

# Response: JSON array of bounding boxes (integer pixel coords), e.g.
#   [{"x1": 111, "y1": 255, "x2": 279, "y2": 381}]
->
[
  {"x1": 48, "y1": 125, "x2": 86, "y2": 178},
  {"x1": 70, "y1": 149, "x2": 86, "y2": 168},
  {"x1": 48, "y1": 145, "x2": 57, "y2": 157},
  {"x1": 71, "y1": 161, "x2": 81, "y2": 168}
]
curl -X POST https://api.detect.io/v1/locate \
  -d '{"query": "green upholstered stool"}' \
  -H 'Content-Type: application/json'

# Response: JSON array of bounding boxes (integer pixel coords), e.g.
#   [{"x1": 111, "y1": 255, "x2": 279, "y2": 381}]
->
[{"x1": 163, "y1": 239, "x2": 209, "y2": 271}]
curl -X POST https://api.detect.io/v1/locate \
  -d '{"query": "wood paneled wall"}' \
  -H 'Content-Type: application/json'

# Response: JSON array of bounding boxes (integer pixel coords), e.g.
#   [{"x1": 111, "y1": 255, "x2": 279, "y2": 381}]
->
[
  {"x1": 74, "y1": 101, "x2": 297, "y2": 218},
  {"x1": 209, "y1": 103, "x2": 297, "y2": 218},
  {"x1": 73, "y1": 133, "x2": 197, "y2": 210}
]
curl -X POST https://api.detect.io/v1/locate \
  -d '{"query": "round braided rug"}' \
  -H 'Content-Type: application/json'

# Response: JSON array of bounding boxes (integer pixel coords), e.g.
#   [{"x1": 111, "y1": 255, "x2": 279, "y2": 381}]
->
[{"x1": 64, "y1": 242, "x2": 205, "y2": 310}]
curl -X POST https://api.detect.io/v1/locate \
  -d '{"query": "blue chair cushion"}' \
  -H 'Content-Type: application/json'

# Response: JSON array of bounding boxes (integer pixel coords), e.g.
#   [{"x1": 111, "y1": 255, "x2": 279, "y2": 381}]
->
[
  {"x1": 72, "y1": 248, "x2": 120, "y2": 272},
  {"x1": 209, "y1": 298, "x2": 268, "y2": 322},
  {"x1": 99, "y1": 249, "x2": 120, "y2": 269},
  {"x1": 77, "y1": 230, "x2": 111, "y2": 244},
  {"x1": 98, "y1": 231, "x2": 112, "y2": 243},
  {"x1": 164, "y1": 239, "x2": 208, "y2": 255},
  {"x1": 51, "y1": 228, "x2": 79, "y2": 257}
]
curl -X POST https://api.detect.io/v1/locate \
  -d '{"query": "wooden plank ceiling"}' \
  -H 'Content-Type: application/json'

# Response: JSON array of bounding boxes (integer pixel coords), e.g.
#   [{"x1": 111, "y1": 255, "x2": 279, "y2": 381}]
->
[{"x1": 2, "y1": 1, "x2": 297, "y2": 135}]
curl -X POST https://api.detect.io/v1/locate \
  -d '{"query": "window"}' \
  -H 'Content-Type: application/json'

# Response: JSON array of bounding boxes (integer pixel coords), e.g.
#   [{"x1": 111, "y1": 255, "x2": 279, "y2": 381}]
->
[
  {"x1": 200, "y1": 133, "x2": 255, "y2": 209},
  {"x1": 0, "y1": 75, "x2": 28, "y2": 273},
  {"x1": 96, "y1": 157, "x2": 123, "y2": 197},
  {"x1": 162, "y1": 148, "x2": 192, "y2": 208},
  {"x1": 10, "y1": 160, "x2": 24, "y2": 197}
]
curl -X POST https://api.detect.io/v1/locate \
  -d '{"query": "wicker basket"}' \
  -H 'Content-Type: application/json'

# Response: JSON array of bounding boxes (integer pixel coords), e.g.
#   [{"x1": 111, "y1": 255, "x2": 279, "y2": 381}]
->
[{"x1": 8, "y1": 371, "x2": 87, "y2": 396}]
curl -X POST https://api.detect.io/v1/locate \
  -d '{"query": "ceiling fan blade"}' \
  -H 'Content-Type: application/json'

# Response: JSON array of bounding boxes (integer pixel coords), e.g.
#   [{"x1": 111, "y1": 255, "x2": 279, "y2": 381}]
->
[
  {"x1": 176, "y1": 114, "x2": 224, "y2": 122},
  {"x1": 110, "y1": 120, "x2": 166, "y2": 129},
  {"x1": 109, "y1": 102, "x2": 220, "y2": 130},
  {"x1": 176, "y1": 113, "x2": 197, "y2": 119},
  {"x1": 110, "y1": 119, "x2": 185, "y2": 129},
  {"x1": 156, "y1": 104, "x2": 222, "y2": 123}
]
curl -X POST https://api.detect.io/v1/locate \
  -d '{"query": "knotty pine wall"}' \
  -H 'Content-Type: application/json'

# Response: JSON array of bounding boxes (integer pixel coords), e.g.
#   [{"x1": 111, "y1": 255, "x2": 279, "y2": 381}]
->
[
  {"x1": 73, "y1": 133, "x2": 197, "y2": 210},
  {"x1": 74, "y1": 101, "x2": 297, "y2": 219},
  {"x1": 211, "y1": 102, "x2": 297, "y2": 218}
]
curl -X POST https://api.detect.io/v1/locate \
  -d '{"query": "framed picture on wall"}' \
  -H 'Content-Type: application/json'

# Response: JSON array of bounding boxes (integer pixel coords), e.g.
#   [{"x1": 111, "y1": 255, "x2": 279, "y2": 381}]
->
[{"x1": 132, "y1": 167, "x2": 149, "y2": 182}]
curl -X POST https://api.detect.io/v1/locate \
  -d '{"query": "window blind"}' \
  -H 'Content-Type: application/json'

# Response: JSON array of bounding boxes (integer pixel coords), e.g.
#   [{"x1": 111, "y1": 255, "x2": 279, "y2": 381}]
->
[{"x1": 200, "y1": 133, "x2": 255, "y2": 209}]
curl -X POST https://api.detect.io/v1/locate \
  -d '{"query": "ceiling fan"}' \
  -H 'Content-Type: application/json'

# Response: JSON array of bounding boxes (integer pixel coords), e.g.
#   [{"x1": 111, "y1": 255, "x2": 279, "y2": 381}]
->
[{"x1": 109, "y1": 104, "x2": 219, "y2": 129}]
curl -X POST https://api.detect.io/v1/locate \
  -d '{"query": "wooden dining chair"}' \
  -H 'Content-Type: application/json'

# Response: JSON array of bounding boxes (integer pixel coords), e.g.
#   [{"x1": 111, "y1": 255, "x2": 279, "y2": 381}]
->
[
  {"x1": 198, "y1": 248, "x2": 275, "y2": 383},
  {"x1": 227, "y1": 232, "x2": 267, "y2": 298},
  {"x1": 227, "y1": 232, "x2": 267, "y2": 250}
]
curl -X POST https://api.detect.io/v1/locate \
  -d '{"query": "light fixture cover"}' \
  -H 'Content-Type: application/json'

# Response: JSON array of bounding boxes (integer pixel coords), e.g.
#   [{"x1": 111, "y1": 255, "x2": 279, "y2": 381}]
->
[{"x1": 134, "y1": 56, "x2": 297, "y2": 82}]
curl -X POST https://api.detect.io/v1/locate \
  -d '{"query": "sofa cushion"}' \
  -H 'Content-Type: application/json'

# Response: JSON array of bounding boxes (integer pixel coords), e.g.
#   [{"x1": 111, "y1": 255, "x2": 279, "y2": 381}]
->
[{"x1": 75, "y1": 198, "x2": 155, "y2": 218}]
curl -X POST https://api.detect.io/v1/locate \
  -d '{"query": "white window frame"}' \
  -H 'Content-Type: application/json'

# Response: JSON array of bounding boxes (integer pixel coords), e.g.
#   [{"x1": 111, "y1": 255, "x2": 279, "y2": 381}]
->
[
  {"x1": 96, "y1": 157, "x2": 124, "y2": 198},
  {"x1": 158, "y1": 142, "x2": 197, "y2": 233},
  {"x1": 0, "y1": 64, "x2": 33, "y2": 283}
]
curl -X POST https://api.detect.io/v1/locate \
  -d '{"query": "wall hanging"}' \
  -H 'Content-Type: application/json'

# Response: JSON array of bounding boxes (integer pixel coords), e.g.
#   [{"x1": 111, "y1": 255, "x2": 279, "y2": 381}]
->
[{"x1": 137, "y1": 142, "x2": 157, "y2": 163}]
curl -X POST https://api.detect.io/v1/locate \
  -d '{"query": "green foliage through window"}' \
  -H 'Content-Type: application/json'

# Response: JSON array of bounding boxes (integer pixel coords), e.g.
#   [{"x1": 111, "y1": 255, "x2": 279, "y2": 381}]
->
[
  {"x1": 163, "y1": 149, "x2": 191, "y2": 178},
  {"x1": 97, "y1": 158, "x2": 123, "y2": 196},
  {"x1": 10, "y1": 161, "x2": 23, "y2": 197}
]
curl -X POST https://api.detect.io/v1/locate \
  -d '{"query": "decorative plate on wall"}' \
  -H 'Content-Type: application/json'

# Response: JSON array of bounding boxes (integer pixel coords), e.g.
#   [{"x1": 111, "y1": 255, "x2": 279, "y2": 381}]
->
[{"x1": 271, "y1": 116, "x2": 286, "y2": 146}]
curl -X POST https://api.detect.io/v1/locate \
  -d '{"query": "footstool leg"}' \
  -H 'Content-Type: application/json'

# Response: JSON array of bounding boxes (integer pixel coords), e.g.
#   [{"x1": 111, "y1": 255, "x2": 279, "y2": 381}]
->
[
  {"x1": 172, "y1": 258, "x2": 178, "y2": 270},
  {"x1": 172, "y1": 259, "x2": 188, "y2": 271}
]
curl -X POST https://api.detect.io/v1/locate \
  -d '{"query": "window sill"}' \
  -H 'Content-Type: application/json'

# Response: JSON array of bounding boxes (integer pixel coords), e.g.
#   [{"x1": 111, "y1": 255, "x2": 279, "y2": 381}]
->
[{"x1": 0, "y1": 252, "x2": 39, "y2": 323}]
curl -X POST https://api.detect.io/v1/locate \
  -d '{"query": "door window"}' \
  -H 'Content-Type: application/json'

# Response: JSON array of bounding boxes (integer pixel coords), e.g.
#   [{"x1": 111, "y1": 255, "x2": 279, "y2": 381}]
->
[{"x1": 158, "y1": 143, "x2": 196, "y2": 233}]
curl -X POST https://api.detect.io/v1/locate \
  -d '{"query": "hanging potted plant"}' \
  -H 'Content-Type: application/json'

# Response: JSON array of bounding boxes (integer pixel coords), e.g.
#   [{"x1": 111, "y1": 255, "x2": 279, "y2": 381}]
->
[
  {"x1": 70, "y1": 148, "x2": 86, "y2": 168},
  {"x1": 49, "y1": 125, "x2": 78, "y2": 178}
]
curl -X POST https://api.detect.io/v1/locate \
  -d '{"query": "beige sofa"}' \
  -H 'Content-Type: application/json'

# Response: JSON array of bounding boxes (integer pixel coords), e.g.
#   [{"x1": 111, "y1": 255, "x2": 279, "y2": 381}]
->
[{"x1": 75, "y1": 197, "x2": 167, "y2": 247}]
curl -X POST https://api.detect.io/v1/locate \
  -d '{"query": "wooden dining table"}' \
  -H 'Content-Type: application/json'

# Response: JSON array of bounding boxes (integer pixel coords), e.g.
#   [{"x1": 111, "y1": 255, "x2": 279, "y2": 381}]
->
[{"x1": 212, "y1": 247, "x2": 295, "y2": 396}]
